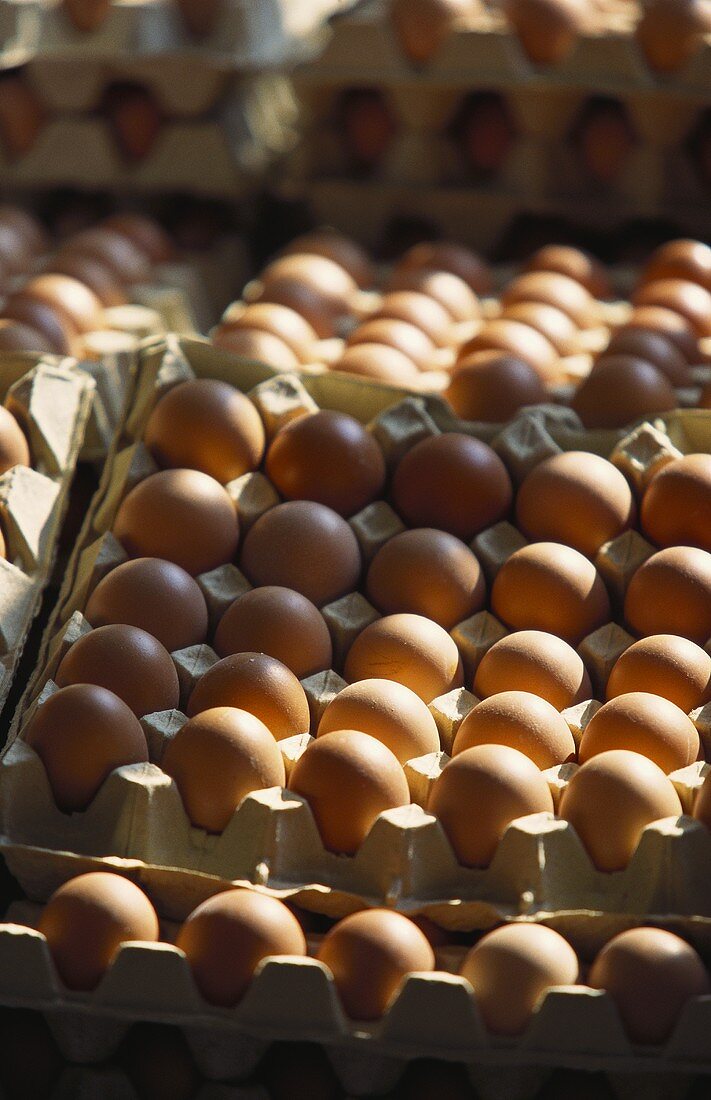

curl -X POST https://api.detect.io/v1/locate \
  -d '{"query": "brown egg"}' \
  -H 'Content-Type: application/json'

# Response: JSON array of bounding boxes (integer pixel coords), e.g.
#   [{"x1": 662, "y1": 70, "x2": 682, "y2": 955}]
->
[
  {"x1": 55, "y1": 624, "x2": 179, "y2": 717},
  {"x1": 453, "y1": 690, "x2": 576, "y2": 768},
  {"x1": 61, "y1": 227, "x2": 152, "y2": 285},
  {"x1": 607, "y1": 634, "x2": 711, "y2": 712},
  {"x1": 572, "y1": 356, "x2": 676, "y2": 429},
  {"x1": 501, "y1": 271, "x2": 595, "y2": 328},
  {"x1": 445, "y1": 352, "x2": 547, "y2": 422},
  {"x1": 345, "y1": 613, "x2": 463, "y2": 702},
  {"x1": 187, "y1": 652, "x2": 310, "y2": 740},
  {"x1": 120, "y1": 1024, "x2": 199, "y2": 1100},
  {"x1": 218, "y1": 302, "x2": 317, "y2": 364},
  {"x1": 113, "y1": 469, "x2": 239, "y2": 576},
  {"x1": 625, "y1": 305, "x2": 700, "y2": 363},
  {"x1": 579, "y1": 692, "x2": 699, "y2": 773},
  {"x1": 241, "y1": 501, "x2": 361, "y2": 607},
  {"x1": 641, "y1": 239, "x2": 711, "y2": 293},
  {"x1": 524, "y1": 245, "x2": 611, "y2": 299},
  {"x1": 62, "y1": 0, "x2": 111, "y2": 32},
  {"x1": 559, "y1": 749, "x2": 682, "y2": 871},
  {"x1": 458, "y1": 318, "x2": 558, "y2": 378},
  {"x1": 366, "y1": 527, "x2": 486, "y2": 629},
  {"x1": 516, "y1": 451, "x2": 635, "y2": 557},
  {"x1": 373, "y1": 291, "x2": 453, "y2": 348},
  {"x1": 280, "y1": 230, "x2": 374, "y2": 290},
  {"x1": 18, "y1": 274, "x2": 104, "y2": 334},
  {"x1": 641, "y1": 455, "x2": 711, "y2": 552},
  {"x1": 474, "y1": 630, "x2": 592, "y2": 709},
  {"x1": 175, "y1": 0, "x2": 221, "y2": 38},
  {"x1": 103, "y1": 213, "x2": 174, "y2": 265},
  {"x1": 605, "y1": 328, "x2": 691, "y2": 385},
  {"x1": 252, "y1": 254, "x2": 358, "y2": 339},
  {"x1": 212, "y1": 326, "x2": 301, "y2": 371},
  {"x1": 0, "y1": 75, "x2": 45, "y2": 160},
  {"x1": 392, "y1": 433, "x2": 513, "y2": 540},
  {"x1": 0, "y1": 205, "x2": 47, "y2": 256},
  {"x1": 625, "y1": 547, "x2": 711, "y2": 645},
  {"x1": 589, "y1": 928, "x2": 710, "y2": 1044},
  {"x1": 145, "y1": 379, "x2": 265, "y2": 484},
  {"x1": 104, "y1": 83, "x2": 162, "y2": 163},
  {"x1": 176, "y1": 891, "x2": 306, "y2": 1006},
  {"x1": 339, "y1": 88, "x2": 397, "y2": 171},
  {"x1": 45, "y1": 253, "x2": 128, "y2": 308},
  {"x1": 266, "y1": 410, "x2": 386, "y2": 518},
  {"x1": 501, "y1": 301, "x2": 579, "y2": 355},
  {"x1": 2, "y1": 294, "x2": 78, "y2": 354},
  {"x1": 39, "y1": 873, "x2": 159, "y2": 991},
  {"x1": 457, "y1": 93, "x2": 517, "y2": 177},
  {"x1": 632, "y1": 279, "x2": 711, "y2": 338},
  {"x1": 0, "y1": 405, "x2": 30, "y2": 473},
  {"x1": 491, "y1": 542, "x2": 611, "y2": 645},
  {"x1": 288, "y1": 729, "x2": 410, "y2": 853},
  {"x1": 317, "y1": 910, "x2": 435, "y2": 1020},
  {"x1": 0, "y1": 319, "x2": 53, "y2": 355},
  {"x1": 0, "y1": 223, "x2": 32, "y2": 277},
  {"x1": 386, "y1": 268, "x2": 480, "y2": 323},
  {"x1": 317, "y1": 678, "x2": 440, "y2": 763},
  {"x1": 460, "y1": 925, "x2": 579, "y2": 1036},
  {"x1": 334, "y1": 342, "x2": 421, "y2": 385},
  {"x1": 24, "y1": 684, "x2": 149, "y2": 812},
  {"x1": 503, "y1": 0, "x2": 586, "y2": 64},
  {"x1": 163, "y1": 707, "x2": 285, "y2": 832},
  {"x1": 430, "y1": 744, "x2": 554, "y2": 866},
  {"x1": 396, "y1": 241, "x2": 491, "y2": 295},
  {"x1": 214, "y1": 586, "x2": 332, "y2": 679},
  {"x1": 85, "y1": 557, "x2": 208, "y2": 653},
  {"x1": 636, "y1": 0, "x2": 711, "y2": 74},
  {"x1": 390, "y1": 0, "x2": 474, "y2": 64},
  {"x1": 346, "y1": 318, "x2": 436, "y2": 371},
  {"x1": 577, "y1": 100, "x2": 635, "y2": 185}
]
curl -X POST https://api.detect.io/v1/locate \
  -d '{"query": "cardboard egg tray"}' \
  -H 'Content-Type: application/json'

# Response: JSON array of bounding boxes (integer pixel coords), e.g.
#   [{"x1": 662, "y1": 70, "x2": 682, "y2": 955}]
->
[
  {"x1": 3, "y1": 335, "x2": 711, "y2": 949},
  {"x1": 0, "y1": 355, "x2": 93, "y2": 716}
]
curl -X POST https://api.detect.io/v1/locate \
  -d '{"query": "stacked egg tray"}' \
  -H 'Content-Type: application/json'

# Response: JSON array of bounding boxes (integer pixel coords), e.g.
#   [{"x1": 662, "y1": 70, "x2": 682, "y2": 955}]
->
[
  {"x1": 0, "y1": 355, "x2": 93, "y2": 714},
  {"x1": 283, "y1": 0, "x2": 711, "y2": 249}
]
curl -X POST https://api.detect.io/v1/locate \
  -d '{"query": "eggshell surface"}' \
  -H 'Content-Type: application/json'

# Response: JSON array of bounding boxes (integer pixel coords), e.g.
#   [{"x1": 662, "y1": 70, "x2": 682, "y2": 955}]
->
[
  {"x1": 214, "y1": 586, "x2": 332, "y2": 679},
  {"x1": 474, "y1": 630, "x2": 592, "y2": 709},
  {"x1": 317, "y1": 678, "x2": 440, "y2": 763},
  {"x1": 187, "y1": 652, "x2": 310, "y2": 741},
  {"x1": 344, "y1": 613, "x2": 463, "y2": 702},
  {"x1": 578, "y1": 692, "x2": 699, "y2": 773},
  {"x1": 452, "y1": 690, "x2": 576, "y2": 768}
]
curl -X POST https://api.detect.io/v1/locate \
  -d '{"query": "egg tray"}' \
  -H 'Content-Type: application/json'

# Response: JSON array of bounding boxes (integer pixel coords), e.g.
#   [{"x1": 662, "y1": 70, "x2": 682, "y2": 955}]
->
[{"x1": 2, "y1": 901, "x2": 711, "y2": 1100}]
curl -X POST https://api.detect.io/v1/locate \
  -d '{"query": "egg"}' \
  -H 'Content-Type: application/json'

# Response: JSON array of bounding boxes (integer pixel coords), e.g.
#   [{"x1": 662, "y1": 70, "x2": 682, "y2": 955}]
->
[
  {"x1": 280, "y1": 230, "x2": 374, "y2": 290},
  {"x1": 392, "y1": 433, "x2": 513, "y2": 541},
  {"x1": 558, "y1": 749, "x2": 682, "y2": 871},
  {"x1": 571, "y1": 356, "x2": 676, "y2": 429},
  {"x1": 0, "y1": 222, "x2": 32, "y2": 277},
  {"x1": 429, "y1": 744, "x2": 554, "y2": 866},
  {"x1": 524, "y1": 245, "x2": 611, "y2": 299},
  {"x1": 625, "y1": 304, "x2": 701, "y2": 363},
  {"x1": 0, "y1": 405, "x2": 30, "y2": 474},
  {"x1": 604, "y1": 328, "x2": 691, "y2": 385},
  {"x1": 45, "y1": 253, "x2": 129, "y2": 308},
  {"x1": 176, "y1": 890, "x2": 306, "y2": 1006},
  {"x1": 501, "y1": 271, "x2": 595, "y2": 328},
  {"x1": 317, "y1": 678, "x2": 440, "y2": 763},
  {"x1": 386, "y1": 268, "x2": 480, "y2": 323},
  {"x1": 2, "y1": 294, "x2": 78, "y2": 354},
  {"x1": 445, "y1": 352, "x2": 547, "y2": 421},
  {"x1": 317, "y1": 910, "x2": 435, "y2": 1020},
  {"x1": 288, "y1": 729, "x2": 410, "y2": 853},
  {"x1": 346, "y1": 318, "x2": 436, "y2": 371},
  {"x1": 144, "y1": 379, "x2": 265, "y2": 485},
  {"x1": 103, "y1": 213, "x2": 174, "y2": 265},
  {"x1": 632, "y1": 278, "x2": 711, "y2": 338},
  {"x1": 607, "y1": 635, "x2": 711, "y2": 712},
  {"x1": 104, "y1": 83, "x2": 163, "y2": 164},
  {"x1": 187, "y1": 652, "x2": 310, "y2": 740},
  {"x1": 641, "y1": 239, "x2": 711, "y2": 292},
  {"x1": 390, "y1": 0, "x2": 474, "y2": 64},
  {"x1": 0, "y1": 204, "x2": 48, "y2": 255},
  {"x1": 55, "y1": 624, "x2": 179, "y2": 718},
  {"x1": 516, "y1": 451, "x2": 635, "y2": 558},
  {"x1": 501, "y1": 301, "x2": 579, "y2": 356},
  {"x1": 24, "y1": 684, "x2": 149, "y2": 813},
  {"x1": 0, "y1": 319, "x2": 53, "y2": 355},
  {"x1": 113, "y1": 469, "x2": 239, "y2": 576},
  {"x1": 458, "y1": 318, "x2": 558, "y2": 378},
  {"x1": 460, "y1": 925, "x2": 579, "y2": 1036},
  {"x1": 120, "y1": 1024, "x2": 199, "y2": 1100},
  {"x1": 61, "y1": 227, "x2": 152, "y2": 285},
  {"x1": 162, "y1": 707, "x2": 285, "y2": 832},
  {"x1": 576, "y1": 100, "x2": 635, "y2": 185},
  {"x1": 395, "y1": 240, "x2": 492, "y2": 294},
  {"x1": 85, "y1": 557, "x2": 208, "y2": 653},
  {"x1": 366, "y1": 527, "x2": 485, "y2": 629},
  {"x1": 213, "y1": 325, "x2": 302, "y2": 370},
  {"x1": 62, "y1": 0, "x2": 111, "y2": 32},
  {"x1": 251, "y1": 254, "x2": 358, "y2": 339},
  {"x1": 624, "y1": 546, "x2": 711, "y2": 646},
  {"x1": 579, "y1": 692, "x2": 699, "y2": 773},
  {"x1": 175, "y1": 0, "x2": 221, "y2": 37},
  {"x1": 265, "y1": 410, "x2": 386, "y2": 518},
  {"x1": 241, "y1": 500, "x2": 362, "y2": 607},
  {"x1": 373, "y1": 291, "x2": 453, "y2": 348},
  {"x1": 492, "y1": 542, "x2": 611, "y2": 644},
  {"x1": 344, "y1": 613, "x2": 463, "y2": 702},
  {"x1": 0, "y1": 75, "x2": 45, "y2": 160},
  {"x1": 641, "y1": 454, "x2": 711, "y2": 552},
  {"x1": 218, "y1": 302, "x2": 318, "y2": 364},
  {"x1": 475, "y1": 630, "x2": 592, "y2": 709},
  {"x1": 17, "y1": 274, "x2": 104, "y2": 334},
  {"x1": 503, "y1": 0, "x2": 586, "y2": 64},
  {"x1": 38, "y1": 873, "x2": 159, "y2": 991},
  {"x1": 636, "y1": 0, "x2": 711, "y2": 74},
  {"x1": 589, "y1": 928, "x2": 709, "y2": 1044},
  {"x1": 453, "y1": 690, "x2": 576, "y2": 768},
  {"x1": 456, "y1": 92, "x2": 517, "y2": 177},
  {"x1": 214, "y1": 586, "x2": 332, "y2": 680},
  {"x1": 339, "y1": 88, "x2": 397, "y2": 171},
  {"x1": 334, "y1": 342, "x2": 421, "y2": 385}
]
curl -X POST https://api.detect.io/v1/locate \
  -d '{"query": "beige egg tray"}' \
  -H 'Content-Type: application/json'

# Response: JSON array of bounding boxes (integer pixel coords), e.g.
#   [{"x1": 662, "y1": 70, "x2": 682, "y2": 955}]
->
[
  {"x1": 3, "y1": 335, "x2": 711, "y2": 936},
  {"x1": 2, "y1": 899, "x2": 711, "y2": 1100},
  {"x1": 0, "y1": 356, "x2": 93, "y2": 715}
]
